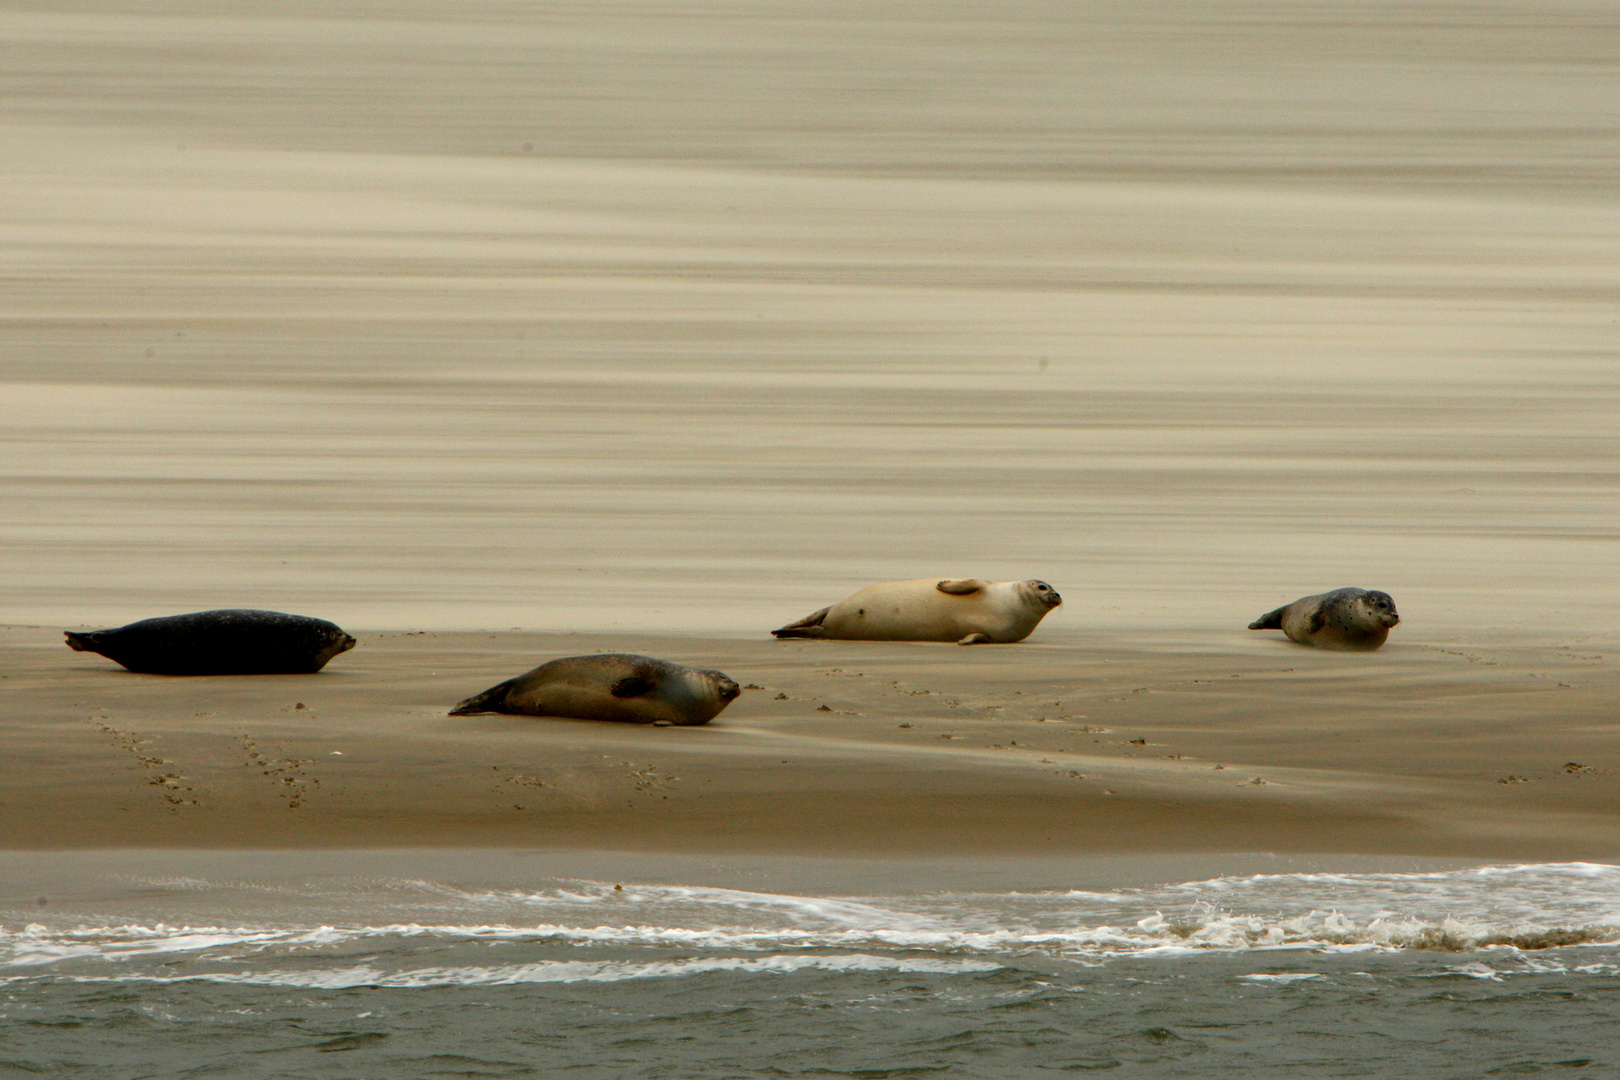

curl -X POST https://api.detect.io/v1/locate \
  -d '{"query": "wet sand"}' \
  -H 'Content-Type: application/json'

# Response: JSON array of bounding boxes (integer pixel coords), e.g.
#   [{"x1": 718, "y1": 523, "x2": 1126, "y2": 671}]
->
[
  {"x1": 4, "y1": 625, "x2": 1616, "y2": 859},
  {"x1": 2, "y1": 3, "x2": 1617, "y2": 861}
]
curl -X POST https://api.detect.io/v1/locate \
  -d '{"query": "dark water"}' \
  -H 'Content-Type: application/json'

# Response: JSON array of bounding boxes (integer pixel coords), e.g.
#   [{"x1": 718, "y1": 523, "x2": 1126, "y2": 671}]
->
[
  {"x1": 7, "y1": 951, "x2": 1619, "y2": 1078},
  {"x1": 4, "y1": 863, "x2": 1618, "y2": 1078}
]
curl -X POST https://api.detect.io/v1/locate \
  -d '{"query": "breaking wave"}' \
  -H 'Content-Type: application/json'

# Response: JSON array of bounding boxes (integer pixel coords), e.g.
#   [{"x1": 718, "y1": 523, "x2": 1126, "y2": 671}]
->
[{"x1": 4, "y1": 863, "x2": 1616, "y2": 981}]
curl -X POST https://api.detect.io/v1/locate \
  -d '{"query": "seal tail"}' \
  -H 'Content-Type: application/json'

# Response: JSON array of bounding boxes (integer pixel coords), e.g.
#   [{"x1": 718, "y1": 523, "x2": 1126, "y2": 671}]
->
[
  {"x1": 64, "y1": 631, "x2": 102, "y2": 653},
  {"x1": 771, "y1": 606, "x2": 832, "y2": 639},
  {"x1": 1248, "y1": 606, "x2": 1287, "y2": 631},
  {"x1": 449, "y1": 678, "x2": 516, "y2": 716}
]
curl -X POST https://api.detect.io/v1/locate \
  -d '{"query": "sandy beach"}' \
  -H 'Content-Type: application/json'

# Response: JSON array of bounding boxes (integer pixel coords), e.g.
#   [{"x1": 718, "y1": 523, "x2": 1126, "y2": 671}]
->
[
  {"x1": 4, "y1": 624, "x2": 1616, "y2": 860},
  {"x1": 2, "y1": 2, "x2": 1617, "y2": 864}
]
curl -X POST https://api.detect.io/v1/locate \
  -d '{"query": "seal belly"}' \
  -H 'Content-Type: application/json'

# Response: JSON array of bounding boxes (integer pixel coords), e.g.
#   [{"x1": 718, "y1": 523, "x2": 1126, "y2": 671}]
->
[
  {"x1": 1278, "y1": 600, "x2": 1323, "y2": 646},
  {"x1": 506, "y1": 682, "x2": 670, "y2": 724},
  {"x1": 822, "y1": 596, "x2": 964, "y2": 642},
  {"x1": 1308, "y1": 623, "x2": 1390, "y2": 651}
]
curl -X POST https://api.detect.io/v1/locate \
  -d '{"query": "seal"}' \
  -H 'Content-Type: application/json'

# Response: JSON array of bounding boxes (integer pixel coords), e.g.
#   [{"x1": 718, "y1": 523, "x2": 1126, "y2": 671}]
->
[
  {"x1": 1247, "y1": 588, "x2": 1400, "y2": 650},
  {"x1": 64, "y1": 609, "x2": 357, "y2": 675},
  {"x1": 449, "y1": 653, "x2": 741, "y2": 725},
  {"x1": 771, "y1": 578, "x2": 1062, "y2": 645}
]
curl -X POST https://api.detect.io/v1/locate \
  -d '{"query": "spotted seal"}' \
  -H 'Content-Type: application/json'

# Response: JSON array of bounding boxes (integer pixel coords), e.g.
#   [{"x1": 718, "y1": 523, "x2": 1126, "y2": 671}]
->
[
  {"x1": 449, "y1": 653, "x2": 741, "y2": 725},
  {"x1": 64, "y1": 609, "x2": 356, "y2": 674},
  {"x1": 1247, "y1": 588, "x2": 1400, "y2": 650},
  {"x1": 771, "y1": 578, "x2": 1062, "y2": 645}
]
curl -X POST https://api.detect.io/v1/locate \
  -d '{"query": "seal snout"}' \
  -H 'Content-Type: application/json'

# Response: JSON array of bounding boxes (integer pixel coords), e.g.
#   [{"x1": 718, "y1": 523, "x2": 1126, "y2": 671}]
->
[
  {"x1": 339, "y1": 634, "x2": 358, "y2": 653},
  {"x1": 1029, "y1": 581, "x2": 1062, "y2": 608},
  {"x1": 716, "y1": 676, "x2": 741, "y2": 702}
]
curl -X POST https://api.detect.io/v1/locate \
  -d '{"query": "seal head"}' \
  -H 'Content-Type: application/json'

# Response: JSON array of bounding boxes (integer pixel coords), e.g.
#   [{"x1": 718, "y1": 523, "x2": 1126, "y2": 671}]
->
[
  {"x1": 64, "y1": 609, "x2": 356, "y2": 674},
  {"x1": 1023, "y1": 580, "x2": 1063, "y2": 610},
  {"x1": 450, "y1": 653, "x2": 740, "y2": 725}
]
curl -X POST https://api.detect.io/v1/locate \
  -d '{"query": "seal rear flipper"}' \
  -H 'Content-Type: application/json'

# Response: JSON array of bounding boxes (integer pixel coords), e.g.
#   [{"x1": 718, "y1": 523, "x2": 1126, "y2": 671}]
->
[
  {"x1": 64, "y1": 631, "x2": 101, "y2": 653},
  {"x1": 936, "y1": 579, "x2": 987, "y2": 595},
  {"x1": 771, "y1": 606, "x2": 832, "y2": 639},
  {"x1": 449, "y1": 678, "x2": 516, "y2": 716},
  {"x1": 1247, "y1": 606, "x2": 1287, "y2": 631}
]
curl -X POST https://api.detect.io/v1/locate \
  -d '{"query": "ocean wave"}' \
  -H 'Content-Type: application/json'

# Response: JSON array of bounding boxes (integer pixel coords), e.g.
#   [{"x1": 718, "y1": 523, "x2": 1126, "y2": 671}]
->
[
  {"x1": 4, "y1": 913, "x2": 1614, "y2": 969},
  {"x1": 5, "y1": 953, "x2": 1005, "y2": 989},
  {"x1": 4, "y1": 863, "x2": 1616, "y2": 970}
]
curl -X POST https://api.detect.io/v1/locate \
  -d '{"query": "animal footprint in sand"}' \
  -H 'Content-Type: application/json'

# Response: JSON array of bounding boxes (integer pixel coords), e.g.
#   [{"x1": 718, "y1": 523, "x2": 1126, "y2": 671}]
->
[
  {"x1": 241, "y1": 735, "x2": 315, "y2": 810},
  {"x1": 494, "y1": 770, "x2": 549, "y2": 810},
  {"x1": 91, "y1": 720, "x2": 198, "y2": 810}
]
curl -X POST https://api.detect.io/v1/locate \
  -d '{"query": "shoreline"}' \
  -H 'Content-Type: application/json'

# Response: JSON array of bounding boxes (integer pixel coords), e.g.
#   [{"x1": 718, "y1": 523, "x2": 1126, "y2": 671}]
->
[{"x1": 0, "y1": 848, "x2": 1504, "y2": 907}]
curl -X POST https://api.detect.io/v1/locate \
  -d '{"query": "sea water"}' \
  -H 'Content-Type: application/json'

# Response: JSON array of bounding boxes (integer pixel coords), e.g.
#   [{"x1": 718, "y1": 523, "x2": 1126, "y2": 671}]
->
[{"x1": 3, "y1": 861, "x2": 1617, "y2": 1078}]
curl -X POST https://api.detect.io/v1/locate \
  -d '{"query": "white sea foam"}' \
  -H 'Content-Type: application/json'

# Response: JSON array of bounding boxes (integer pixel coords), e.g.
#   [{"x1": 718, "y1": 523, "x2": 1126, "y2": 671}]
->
[
  {"x1": 7, "y1": 953, "x2": 1004, "y2": 989},
  {"x1": 4, "y1": 863, "x2": 1616, "y2": 973}
]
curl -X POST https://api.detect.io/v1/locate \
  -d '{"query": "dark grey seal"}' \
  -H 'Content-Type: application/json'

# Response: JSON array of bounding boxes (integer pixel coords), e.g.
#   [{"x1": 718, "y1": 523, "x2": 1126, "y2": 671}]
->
[
  {"x1": 64, "y1": 609, "x2": 357, "y2": 675},
  {"x1": 1247, "y1": 588, "x2": 1400, "y2": 651},
  {"x1": 449, "y1": 653, "x2": 741, "y2": 725}
]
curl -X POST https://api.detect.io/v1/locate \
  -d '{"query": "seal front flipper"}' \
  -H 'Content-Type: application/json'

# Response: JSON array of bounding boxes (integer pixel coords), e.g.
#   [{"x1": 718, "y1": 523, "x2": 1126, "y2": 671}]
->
[
  {"x1": 1247, "y1": 606, "x2": 1287, "y2": 631},
  {"x1": 957, "y1": 632, "x2": 995, "y2": 645},
  {"x1": 936, "y1": 579, "x2": 988, "y2": 595},
  {"x1": 771, "y1": 606, "x2": 832, "y2": 639},
  {"x1": 449, "y1": 678, "x2": 517, "y2": 716},
  {"x1": 611, "y1": 674, "x2": 657, "y2": 697}
]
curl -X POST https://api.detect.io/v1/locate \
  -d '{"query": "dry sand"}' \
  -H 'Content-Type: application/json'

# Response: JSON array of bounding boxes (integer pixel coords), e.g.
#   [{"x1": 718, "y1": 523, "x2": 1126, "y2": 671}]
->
[{"x1": 1, "y1": 2, "x2": 1616, "y2": 860}]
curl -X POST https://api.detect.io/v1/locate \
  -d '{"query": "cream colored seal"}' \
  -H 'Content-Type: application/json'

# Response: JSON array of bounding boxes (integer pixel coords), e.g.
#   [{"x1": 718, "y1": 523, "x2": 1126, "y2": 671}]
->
[
  {"x1": 771, "y1": 578, "x2": 1062, "y2": 645},
  {"x1": 449, "y1": 653, "x2": 741, "y2": 725},
  {"x1": 1247, "y1": 588, "x2": 1399, "y2": 650}
]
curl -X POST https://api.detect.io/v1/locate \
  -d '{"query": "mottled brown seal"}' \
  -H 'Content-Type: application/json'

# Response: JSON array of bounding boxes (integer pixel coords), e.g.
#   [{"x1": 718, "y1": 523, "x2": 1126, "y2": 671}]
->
[
  {"x1": 449, "y1": 653, "x2": 741, "y2": 725},
  {"x1": 1248, "y1": 588, "x2": 1400, "y2": 650},
  {"x1": 64, "y1": 609, "x2": 356, "y2": 675},
  {"x1": 771, "y1": 578, "x2": 1062, "y2": 645}
]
